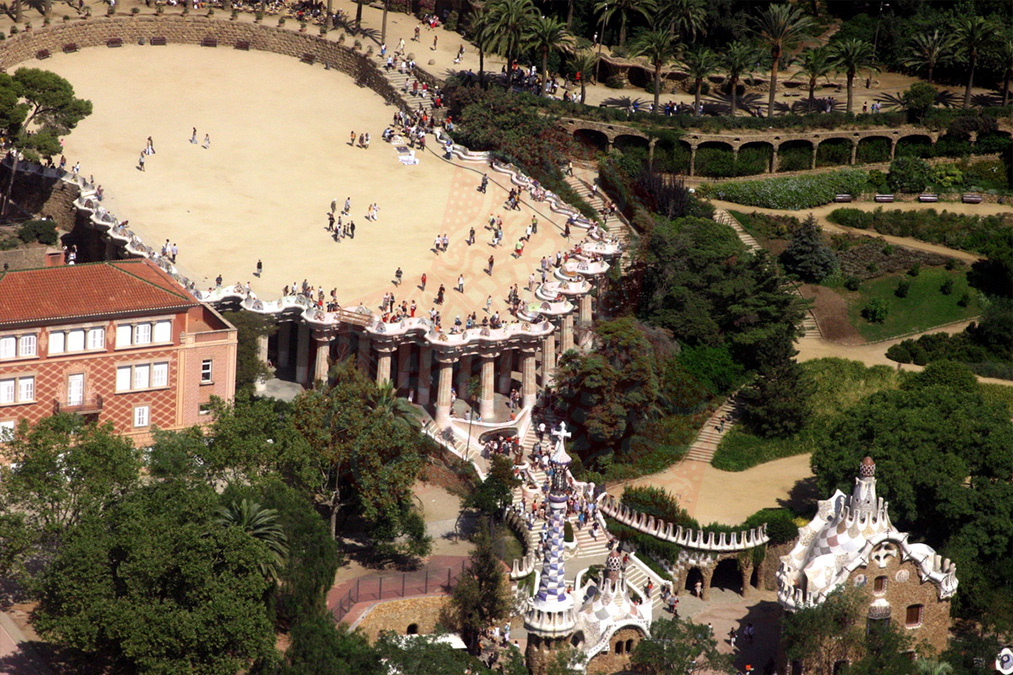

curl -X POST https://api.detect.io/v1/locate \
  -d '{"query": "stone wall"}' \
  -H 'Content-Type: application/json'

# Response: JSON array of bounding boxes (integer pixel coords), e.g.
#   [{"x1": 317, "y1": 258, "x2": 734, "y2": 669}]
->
[
  {"x1": 0, "y1": 16, "x2": 406, "y2": 111},
  {"x1": 585, "y1": 626, "x2": 645, "y2": 675},
  {"x1": 759, "y1": 540, "x2": 796, "y2": 592},
  {"x1": 0, "y1": 162, "x2": 81, "y2": 231},
  {"x1": 353, "y1": 595, "x2": 451, "y2": 642}
]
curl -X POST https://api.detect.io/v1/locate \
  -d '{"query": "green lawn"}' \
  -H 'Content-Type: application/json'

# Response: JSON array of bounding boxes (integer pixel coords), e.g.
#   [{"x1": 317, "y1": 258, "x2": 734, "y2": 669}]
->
[
  {"x1": 713, "y1": 359, "x2": 902, "y2": 472},
  {"x1": 846, "y1": 267, "x2": 980, "y2": 342}
]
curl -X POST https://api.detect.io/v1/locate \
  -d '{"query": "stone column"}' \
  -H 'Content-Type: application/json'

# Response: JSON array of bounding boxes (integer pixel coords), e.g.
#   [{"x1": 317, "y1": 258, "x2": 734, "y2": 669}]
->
[
  {"x1": 732, "y1": 145, "x2": 740, "y2": 162},
  {"x1": 521, "y1": 350, "x2": 537, "y2": 409},
  {"x1": 457, "y1": 354, "x2": 472, "y2": 401},
  {"x1": 277, "y1": 323, "x2": 291, "y2": 369},
  {"x1": 560, "y1": 314, "x2": 575, "y2": 354},
  {"x1": 770, "y1": 145, "x2": 779, "y2": 173},
  {"x1": 417, "y1": 346, "x2": 432, "y2": 405},
  {"x1": 435, "y1": 357, "x2": 454, "y2": 426},
  {"x1": 701, "y1": 566, "x2": 715, "y2": 602},
  {"x1": 542, "y1": 333, "x2": 557, "y2": 387},
  {"x1": 578, "y1": 294, "x2": 592, "y2": 324},
  {"x1": 255, "y1": 334, "x2": 270, "y2": 392},
  {"x1": 357, "y1": 332, "x2": 371, "y2": 375},
  {"x1": 480, "y1": 354, "x2": 496, "y2": 421},
  {"x1": 741, "y1": 562, "x2": 755, "y2": 600},
  {"x1": 498, "y1": 349, "x2": 513, "y2": 394},
  {"x1": 295, "y1": 322, "x2": 310, "y2": 385},
  {"x1": 313, "y1": 337, "x2": 330, "y2": 384},
  {"x1": 811, "y1": 142, "x2": 819, "y2": 170},
  {"x1": 648, "y1": 138, "x2": 657, "y2": 171},
  {"x1": 396, "y1": 343, "x2": 411, "y2": 393},
  {"x1": 889, "y1": 138, "x2": 898, "y2": 160},
  {"x1": 376, "y1": 348, "x2": 392, "y2": 386},
  {"x1": 689, "y1": 144, "x2": 697, "y2": 177},
  {"x1": 850, "y1": 139, "x2": 859, "y2": 165}
]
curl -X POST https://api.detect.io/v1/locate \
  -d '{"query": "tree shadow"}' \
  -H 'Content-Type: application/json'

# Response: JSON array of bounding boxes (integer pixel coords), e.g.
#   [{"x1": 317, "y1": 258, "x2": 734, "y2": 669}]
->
[
  {"x1": 599, "y1": 95, "x2": 646, "y2": 111},
  {"x1": 730, "y1": 600, "x2": 782, "y2": 675},
  {"x1": 777, "y1": 474, "x2": 819, "y2": 518},
  {"x1": 0, "y1": 638, "x2": 107, "y2": 675}
]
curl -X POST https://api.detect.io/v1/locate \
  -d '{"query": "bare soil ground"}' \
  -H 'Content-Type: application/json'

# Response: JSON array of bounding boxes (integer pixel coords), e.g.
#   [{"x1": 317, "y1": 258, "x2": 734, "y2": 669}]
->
[{"x1": 799, "y1": 283, "x2": 863, "y2": 343}]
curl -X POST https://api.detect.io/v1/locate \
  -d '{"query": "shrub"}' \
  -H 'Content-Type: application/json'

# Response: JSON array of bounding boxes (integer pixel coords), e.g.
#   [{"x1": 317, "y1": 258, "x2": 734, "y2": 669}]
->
[
  {"x1": 620, "y1": 485, "x2": 695, "y2": 528},
  {"x1": 888, "y1": 156, "x2": 931, "y2": 193},
  {"x1": 606, "y1": 75, "x2": 627, "y2": 89},
  {"x1": 941, "y1": 278, "x2": 954, "y2": 295},
  {"x1": 827, "y1": 208, "x2": 871, "y2": 230},
  {"x1": 17, "y1": 219, "x2": 58, "y2": 245},
  {"x1": 862, "y1": 298, "x2": 889, "y2": 323},
  {"x1": 825, "y1": 209, "x2": 1013, "y2": 257},
  {"x1": 958, "y1": 292, "x2": 970, "y2": 307},
  {"x1": 901, "y1": 82, "x2": 938, "y2": 122},
  {"x1": 712, "y1": 169, "x2": 869, "y2": 210},
  {"x1": 844, "y1": 276, "x2": 861, "y2": 291},
  {"x1": 908, "y1": 262, "x2": 921, "y2": 277},
  {"x1": 445, "y1": 10, "x2": 458, "y2": 31},
  {"x1": 742, "y1": 508, "x2": 799, "y2": 545},
  {"x1": 895, "y1": 279, "x2": 910, "y2": 298}
]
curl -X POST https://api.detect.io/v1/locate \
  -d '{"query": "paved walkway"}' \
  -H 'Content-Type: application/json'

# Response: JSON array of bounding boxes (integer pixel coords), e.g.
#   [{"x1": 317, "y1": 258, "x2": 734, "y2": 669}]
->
[{"x1": 0, "y1": 612, "x2": 51, "y2": 675}]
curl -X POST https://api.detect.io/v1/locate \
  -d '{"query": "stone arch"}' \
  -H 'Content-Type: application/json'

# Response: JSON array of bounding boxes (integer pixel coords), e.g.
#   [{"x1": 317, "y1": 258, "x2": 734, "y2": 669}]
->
[
  {"x1": 856, "y1": 135, "x2": 893, "y2": 164},
  {"x1": 685, "y1": 567, "x2": 705, "y2": 595},
  {"x1": 738, "y1": 141, "x2": 774, "y2": 175},
  {"x1": 625, "y1": 638, "x2": 634, "y2": 653},
  {"x1": 573, "y1": 128, "x2": 609, "y2": 152},
  {"x1": 613, "y1": 134, "x2": 651, "y2": 154},
  {"x1": 777, "y1": 139, "x2": 815, "y2": 172},
  {"x1": 570, "y1": 631, "x2": 585, "y2": 649},
  {"x1": 895, "y1": 134, "x2": 934, "y2": 158},
  {"x1": 694, "y1": 141, "x2": 736, "y2": 178},
  {"x1": 711, "y1": 557, "x2": 743, "y2": 594},
  {"x1": 406, "y1": 623, "x2": 419, "y2": 635},
  {"x1": 651, "y1": 137, "x2": 692, "y2": 174},
  {"x1": 816, "y1": 137, "x2": 852, "y2": 167}
]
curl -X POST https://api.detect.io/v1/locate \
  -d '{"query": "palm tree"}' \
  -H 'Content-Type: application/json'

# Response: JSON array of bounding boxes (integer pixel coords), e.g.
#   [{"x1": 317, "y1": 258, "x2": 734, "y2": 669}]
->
[
  {"x1": 371, "y1": 381, "x2": 422, "y2": 430},
  {"x1": 569, "y1": 50, "x2": 600, "y2": 103},
  {"x1": 630, "y1": 28, "x2": 681, "y2": 113},
  {"x1": 998, "y1": 37, "x2": 1013, "y2": 107},
  {"x1": 797, "y1": 45, "x2": 834, "y2": 112},
  {"x1": 915, "y1": 660, "x2": 954, "y2": 675},
  {"x1": 724, "y1": 41, "x2": 755, "y2": 115},
  {"x1": 754, "y1": 4, "x2": 816, "y2": 118},
  {"x1": 485, "y1": 0, "x2": 538, "y2": 82},
  {"x1": 594, "y1": 0, "x2": 657, "y2": 48},
  {"x1": 902, "y1": 30, "x2": 954, "y2": 85},
  {"x1": 683, "y1": 47, "x2": 720, "y2": 114},
  {"x1": 217, "y1": 499, "x2": 288, "y2": 582},
  {"x1": 830, "y1": 38, "x2": 878, "y2": 114},
  {"x1": 526, "y1": 15, "x2": 573, "y2": 94},
  {"x1": 467, "y1": 5, "x2": 496, "y2": 89},
  {"x1": 658, "y1": 0, "x2": 706, "y2": 42},
  {"x1": 952, "y1": 15, "x2": 998, "y2": 109}
]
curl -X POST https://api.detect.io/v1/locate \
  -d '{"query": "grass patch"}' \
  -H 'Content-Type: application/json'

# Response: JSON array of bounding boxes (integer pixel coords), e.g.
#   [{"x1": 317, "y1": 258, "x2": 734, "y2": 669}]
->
[
  {"x1": 981, "y1": 383, "x2": 1013, "y2": 415},
  {"x1": 846, "y1": 267, "x2": 980, "y2": 342},
  {"x1": 491, "y1": 522, "x2": 526, "y2": 565},
  {"x1": 713, "y1": 359, "x2": 902, "y2": 471},
  {"x1": 516, "y1": 571, "x2": 536, "y2": 597}
]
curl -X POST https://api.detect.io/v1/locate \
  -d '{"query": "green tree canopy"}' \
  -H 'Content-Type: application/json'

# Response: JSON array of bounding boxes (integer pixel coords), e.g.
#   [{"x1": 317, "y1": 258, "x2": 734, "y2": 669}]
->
[
  {"x1": 630, "y1": 616, "x2": 734, "y2": 674},
  {"x1": 779, "y1": 214, "x2": 839, "y2": 283},
  {"x1": 34, "y1": 479, "x2": 276, "y2": 674}
]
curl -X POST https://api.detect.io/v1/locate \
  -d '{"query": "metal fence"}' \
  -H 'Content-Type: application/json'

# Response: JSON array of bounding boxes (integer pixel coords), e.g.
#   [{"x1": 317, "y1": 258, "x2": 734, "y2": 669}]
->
[{"x1": 332, "y1": 561, "x2": 468, "y2": 623}]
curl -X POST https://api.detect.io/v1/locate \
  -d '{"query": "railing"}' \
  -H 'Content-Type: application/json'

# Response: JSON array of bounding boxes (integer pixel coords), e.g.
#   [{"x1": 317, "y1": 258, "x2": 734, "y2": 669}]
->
[
  {"x1": 330, "y1": 561, "x2": 467, "y2": 624},
  {"x1": 53, "y1": 395, "x2": 103, "y2": 415}
]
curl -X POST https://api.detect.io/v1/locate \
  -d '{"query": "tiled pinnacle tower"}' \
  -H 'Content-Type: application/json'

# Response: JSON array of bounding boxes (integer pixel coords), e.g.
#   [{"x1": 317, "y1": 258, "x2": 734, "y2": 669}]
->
[{"x1": 525, "y1": 421, "x2": 578, "y2": 675}]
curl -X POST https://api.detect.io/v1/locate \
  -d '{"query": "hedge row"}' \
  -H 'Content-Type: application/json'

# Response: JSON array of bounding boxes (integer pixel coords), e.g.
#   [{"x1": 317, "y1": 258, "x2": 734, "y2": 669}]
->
[
  {"x1": 826, "y1": 208, "x2": 1013, "y2": 256},
  {"x1": 705, "y1": 168, "x2": 870, "y2": 210}
]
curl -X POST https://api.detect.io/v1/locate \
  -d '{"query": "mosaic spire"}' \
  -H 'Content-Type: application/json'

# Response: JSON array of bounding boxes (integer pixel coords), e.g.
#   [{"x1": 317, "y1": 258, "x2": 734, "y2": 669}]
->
[{"x1": 525, "y1": 422, "x2": 577, "y2": 638}]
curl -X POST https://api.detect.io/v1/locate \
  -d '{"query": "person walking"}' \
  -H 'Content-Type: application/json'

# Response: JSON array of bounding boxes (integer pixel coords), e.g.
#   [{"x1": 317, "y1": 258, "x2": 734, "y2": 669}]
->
[
  {"x1": 479, "y1": 173, "x2": 488, "y2": 193},
  {"x1": 343, "y1": 197, "x2": 351, "y2": 214},
  {"x1": 256, "y1": 259, "x2": 263, "y2": 277},
  {"x1": 457, "y1": 274, "x2": 464, "y2": 293},
  {"x1": 395, "y1": 267, "x2": 403, "y2": 286},
  {"x1": 138, "y1": 153, "x2": 145, "y2": 171},
  {"x1": 190, "y1": 127, "x2": 198, "y2": 144},
  {"x1": 488, "y1": 255, "x2": 495, "y2": 273},
  {"x1": 202, "y1": 134, "x2": 211, "y2": 149},
  {"x1": 468, "y1": 226, "x2": 475, "y2": 245},
  {"x1": 485, "y1": 295, "x2": 493, "y2": 312},
  {"x1": 420, "y1": 272, "x2": 427, "y2": 290}
]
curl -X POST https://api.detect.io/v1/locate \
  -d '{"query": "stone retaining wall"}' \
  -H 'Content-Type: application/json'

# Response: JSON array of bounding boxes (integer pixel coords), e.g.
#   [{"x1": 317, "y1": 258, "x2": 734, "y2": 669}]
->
[{"x1": 0, "y1": 16, "x2": 405, "y2": 111}]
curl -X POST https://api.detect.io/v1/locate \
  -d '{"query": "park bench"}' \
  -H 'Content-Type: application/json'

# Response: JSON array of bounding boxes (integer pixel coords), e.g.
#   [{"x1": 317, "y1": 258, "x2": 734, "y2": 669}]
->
[
  {"x1": 300, "y1": 53, "x2": 316, "y2": 65},
  {"x1": 962, "y1": 193, "x2": 983, "y2": 204},
  {"x1": 201, "y1": 37, "x2": 218, "y2": 48},
  {"x1": 874, "y1": 194, "x2": 895, "y2": 203},
  {"x1": 150, "y1": 36, "x2": 167, "y2": 46},
  {"x1": 918, "y1": 193, "x2": 939, "y2": 203},
  {"x1": 834, "y1": 194, "x2": 853, "y2": 203},
  {"x1": 234, "y1": 40, "x2": 251, "y2": 50},
  {"x1": 62, "y1": 42, "x2": 79, "y2": 53},
  {"x1": 35, "y1": 49, "x2": 50, "y2": 60},
  {"x1": 107, "y1": 37, "x2": 123, "y2": 48}
]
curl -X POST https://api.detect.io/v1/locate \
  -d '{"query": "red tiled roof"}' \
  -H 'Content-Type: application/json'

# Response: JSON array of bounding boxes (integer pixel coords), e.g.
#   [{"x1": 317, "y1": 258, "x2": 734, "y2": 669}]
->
[{"x1": 0, "y1": 259, "x2": 198, "y2": 326}]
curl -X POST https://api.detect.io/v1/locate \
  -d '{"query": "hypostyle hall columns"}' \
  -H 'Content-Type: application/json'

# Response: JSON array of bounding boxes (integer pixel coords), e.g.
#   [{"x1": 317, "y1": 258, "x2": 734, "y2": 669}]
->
[
  {"x1": 542, "y1": 332, "x2": 557, "y2": 387},
  {"x1": 396, "y1": 343, "x2": 411, "y2": 393},
  {"x1": 480, "y1": 353, "x2": 496, "y2": 421},
  {"x1": 521, "y1": 349, "x2": 537, "y2": 409},
  {"x1": 578, "y1": 293, "x2": 592, "y2": 324},
  {"x1": 376, "y1": 347, "x2": 393, "y2": 386},
  {"x1": 313, "y1": 335, "x2": 330, "y2": 383},
  {"x1": 417, "y1": 346, "x2": 433, "y2": 405},
  {"x1": 434, "y1": 354, "x2": 455, "y2": 427},
  {"x1": 560, "y1": 314, "x2": 575, "y2": 354},
  {"x1": 295, "y1": 322, "x2": 310, "y2": 385}
]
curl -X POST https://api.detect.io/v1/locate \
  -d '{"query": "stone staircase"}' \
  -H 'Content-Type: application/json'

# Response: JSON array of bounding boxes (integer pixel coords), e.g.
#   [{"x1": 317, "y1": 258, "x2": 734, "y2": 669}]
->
[
  {"x1": 381, "y1": 65, "x2": 438, "y2": 118},
  {"x1": 620, "y1": 557, "x2": 666, "y2": 615},
  {"x1": 714, "y1": 208, "x2": 823, "y2": 340},
  {"x1": 683, "y1": 399, "x2": 736, "y2": 464},
  {"x1": 565, "y1": 167, "x2": 635, "y2": 269}
]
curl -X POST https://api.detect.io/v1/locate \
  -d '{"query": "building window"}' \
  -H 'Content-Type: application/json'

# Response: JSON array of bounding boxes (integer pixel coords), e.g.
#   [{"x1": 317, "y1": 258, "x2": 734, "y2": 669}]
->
[
  {"x1": 0, "y1": 334, "x2": 38, "y2": 359},
  {"x1": 201, "y1": 359, "x2": 213, "y2": 383},
  {"x1": 0, "y1": 376, "x2": 34, "y2": 404},
  {"x1": 873, "y1": 576, "x2": 888, "y2": 595},
  {"x1": 905, "y1": 605, "x2": 923, "y2": 627},
  {"x1": 0, "y1": 420, "x2": 14, "y2": 442},
  {"x1": 48, "y1": 328, "x2": 105, "y2": 355},
  {"x1": 133, "y1": 405, "x2": 150, "y2": 428},
  {"x1": 116, "y1": 321, "x2": 172, "y2": 348},
  {"x1": 116, "y1": 363, "x2": 170, "y2": 392},
  {"x1": 87, "y1": 328, "x2": 105, "y2": 351},
  {"x1": 867, "y1": 617, "x2": 891, "y2": 634}
]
